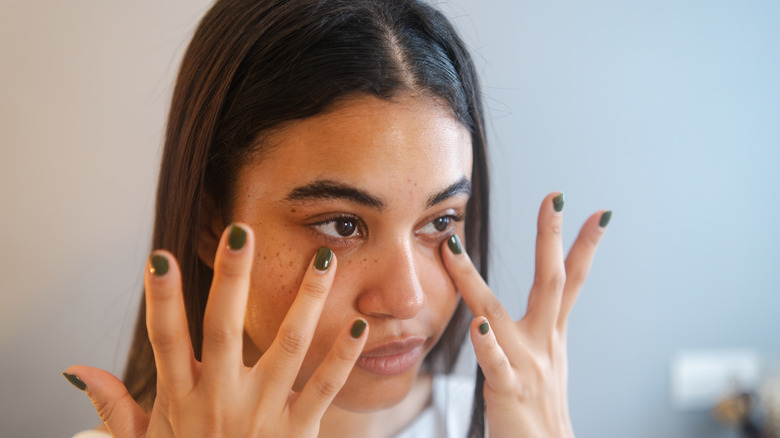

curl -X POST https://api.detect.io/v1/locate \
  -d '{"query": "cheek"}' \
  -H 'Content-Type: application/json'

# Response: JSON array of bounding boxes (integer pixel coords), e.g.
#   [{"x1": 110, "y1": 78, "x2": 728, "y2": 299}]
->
[
  {"x1": 420, "y1": 253, "x2": 460, "y2": 323},
  {"x1": 244, "y1": 239, "x2": 309, "y2": 352}
]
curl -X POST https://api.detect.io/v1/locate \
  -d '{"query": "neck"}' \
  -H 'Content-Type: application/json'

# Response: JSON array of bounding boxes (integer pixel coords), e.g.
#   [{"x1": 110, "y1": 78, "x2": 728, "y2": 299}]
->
[{"x1": 318, "y1": 373, "x2": 433, "y2": 438}]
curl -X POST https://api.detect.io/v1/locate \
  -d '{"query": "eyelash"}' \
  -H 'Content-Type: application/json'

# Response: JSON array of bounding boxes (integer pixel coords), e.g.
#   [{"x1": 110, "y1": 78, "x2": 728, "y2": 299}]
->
[{"x1": 309, "y1": 213, "x2": 464, "y2": 246}]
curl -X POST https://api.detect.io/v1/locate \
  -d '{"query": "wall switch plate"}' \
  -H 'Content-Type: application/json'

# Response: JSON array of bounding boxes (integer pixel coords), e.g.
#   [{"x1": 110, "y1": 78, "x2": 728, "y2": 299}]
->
[{"x1": 670, "y1": 349, "x2": 762, "y2": 411}]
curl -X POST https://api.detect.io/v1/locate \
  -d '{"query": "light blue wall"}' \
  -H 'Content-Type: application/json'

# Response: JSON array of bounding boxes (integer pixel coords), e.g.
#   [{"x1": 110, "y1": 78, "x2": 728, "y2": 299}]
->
[{"x1": 445, "y1": 0, "x2": 780, "y2": 436}]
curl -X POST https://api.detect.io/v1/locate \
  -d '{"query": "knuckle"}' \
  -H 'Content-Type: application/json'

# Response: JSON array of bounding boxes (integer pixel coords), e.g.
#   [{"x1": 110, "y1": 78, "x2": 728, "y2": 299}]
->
[
  {"x1": 535, "y1": 270, "x2": 566, "y2": 290},
  {"x1": 485, "y1": 298, "x2": 509, "y2": 324},
  {"x1": 213, "y1": 255, "x2": 247, "y2": 280},
  {"x1": 583, "y1": 230, "x2": 601, "y2": 246},
  {"x1": 549, "y1": 271, "x2": 566, "y2": 289},
  {"x1": 277, "y1": 327, "x2": 308, "y2": 357},
  {"x1": 544, "y1": 221, "x2": 563, "y2": 239},
  {"x1": 203, "y1": 321, "x2": 241, "y2": 346},
  {"x1": 483, "y1": 346, "x2": 508, "y2": 374},
  {"x1": 538, "y1": 221, "x2": 563, "y2": 241},
  {"x1": 149, "y1": 330, "x2": 184, "y2": 354},
  {"x1": 333, "y1": 343, "x2": 356, "y2": 364},
  {"x1": 312, "y1": 377, "x2": 341, "y2": 400},
  {"x1": 299, "y1": 280, "x2": 329, "y2": 300},
  {"x1": 93, "y1": 392, "x2": 131, "y2": 426}
]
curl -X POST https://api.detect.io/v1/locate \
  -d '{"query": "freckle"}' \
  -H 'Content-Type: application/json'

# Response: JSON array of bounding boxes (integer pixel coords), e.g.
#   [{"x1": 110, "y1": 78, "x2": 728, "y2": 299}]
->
[
  {"x1": 363, "y1": 258, "x2": 367, "y2": 262},
  {"x1": 374, "y1": 259, "x2": 378, "y2": 263},
  {"x1": 276, "y1": 252, "x2": 280, "y2": 256},
  {"x1": 263, "y1": 256, "x2": 267, "y2": 260},
  {"x1": 291, "y1": 208, "x2": 296, "y2": 213},
  {"x1": 289, "y1": 261, "x2": 294, "y2": 267}
]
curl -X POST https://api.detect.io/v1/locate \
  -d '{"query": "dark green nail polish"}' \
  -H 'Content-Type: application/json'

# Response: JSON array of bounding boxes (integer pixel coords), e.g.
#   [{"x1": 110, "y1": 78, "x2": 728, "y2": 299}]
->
[
  {"x1": 314, "y1": 247, "x2": 333, "y2": 271},
  {"x1": 479, "y1": 320, "x2": 490, "y2": 335},
  {"x1": 599, "y1": 210, "x2": 612, "y2": 228},
  {"x1": 447, "y1": 234, "x2": 463, "y2": 255},
  {"x1": 351, "y1": 319, "x2": 367, "y2": 338},
  {"x1": 227, "y1": 224, "x2": 247, "y2": 250},
  {"x1": 150, "y1": 253, "x2": 169, "y2": 276},
  {"x1": 553, "y1": 192, "x2": 565, "y2": 212},
  {"x1": 62, "y1": 372, "x2": 86, "y2": 391}
]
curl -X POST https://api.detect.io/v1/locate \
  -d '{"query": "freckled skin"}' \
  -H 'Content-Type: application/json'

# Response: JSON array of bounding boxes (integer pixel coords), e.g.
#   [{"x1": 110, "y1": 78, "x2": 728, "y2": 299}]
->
[{"x1": 228, "y1": 95, "x2": 472, "y2": 411}]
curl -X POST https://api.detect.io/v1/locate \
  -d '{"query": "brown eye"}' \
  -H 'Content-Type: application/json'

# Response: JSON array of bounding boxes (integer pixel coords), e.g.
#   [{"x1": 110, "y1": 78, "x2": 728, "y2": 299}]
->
[
  {"x1": 312, "y1": 217, "x2": 362, "y2": 239},
  {"x1": 418, "y1": 215, "x2": 456, "y2": 236},
  {"x1": 335, "y1": 219, "x2": 357, "y2": 237},
  {"x1": 432, "y1": 216, "x2": 450, "y2": 232}
]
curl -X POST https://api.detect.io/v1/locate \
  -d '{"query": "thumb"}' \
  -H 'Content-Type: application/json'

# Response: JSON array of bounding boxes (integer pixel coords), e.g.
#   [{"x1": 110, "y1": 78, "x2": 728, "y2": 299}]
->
[{"x1": 64, "y1": 365, "x2": 149, "y2": 438}]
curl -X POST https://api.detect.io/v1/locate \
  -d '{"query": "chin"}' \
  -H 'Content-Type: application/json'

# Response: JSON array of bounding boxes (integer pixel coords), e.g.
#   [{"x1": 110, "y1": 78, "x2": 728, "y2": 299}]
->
[{"x1": 330, "y1": 364, "x2": 423, "y2": 412}]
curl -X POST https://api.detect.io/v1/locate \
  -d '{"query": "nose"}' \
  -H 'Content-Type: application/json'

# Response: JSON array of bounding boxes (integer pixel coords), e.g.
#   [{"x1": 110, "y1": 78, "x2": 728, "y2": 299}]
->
[{"x1": 355, "y1": 240, "x2": 425, "y2": 320}]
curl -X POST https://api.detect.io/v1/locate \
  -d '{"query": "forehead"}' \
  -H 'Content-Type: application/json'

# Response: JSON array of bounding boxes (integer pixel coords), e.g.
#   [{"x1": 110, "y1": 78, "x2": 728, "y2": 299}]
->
[{"x1": 237, "y1": 95, "x2": 473, "y2": 204}]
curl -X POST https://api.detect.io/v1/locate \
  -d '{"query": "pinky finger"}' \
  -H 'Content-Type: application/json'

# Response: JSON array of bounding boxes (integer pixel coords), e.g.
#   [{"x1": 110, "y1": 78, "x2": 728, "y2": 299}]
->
[
  {"x1": 292, "y1": 319, "x2": 369, "y2": 422},
  {"x1": 471, "y1": 317, "x2": 514, "y2": 395}
]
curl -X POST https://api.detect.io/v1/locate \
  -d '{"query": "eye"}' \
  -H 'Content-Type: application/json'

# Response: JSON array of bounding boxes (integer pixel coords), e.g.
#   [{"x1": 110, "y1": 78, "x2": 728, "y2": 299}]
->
[
  {"x1": 418, "y1": 215, "x2": 455, "y2": 236},
  {"x1": 312, "y1": 217, "x2": 362, "y2": 239}
]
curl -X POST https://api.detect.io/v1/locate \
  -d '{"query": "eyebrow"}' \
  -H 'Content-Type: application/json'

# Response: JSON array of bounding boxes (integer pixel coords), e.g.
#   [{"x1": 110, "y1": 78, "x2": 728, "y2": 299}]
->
[
  {"x1": 426, "y1": 176, "x2": 472, "y2": 207},
  {"x1": 284, "y1": 176, "x2": 472, "y2": 210},
  {"x1": 285, "y1": 180, "x2": 386, "y2": 209}
]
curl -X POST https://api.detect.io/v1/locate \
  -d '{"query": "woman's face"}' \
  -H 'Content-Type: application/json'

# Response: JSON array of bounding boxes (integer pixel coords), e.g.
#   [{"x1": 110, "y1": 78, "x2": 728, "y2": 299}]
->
[{"x1": 227, "y1": 94, "x2": 472, "y2": 411}]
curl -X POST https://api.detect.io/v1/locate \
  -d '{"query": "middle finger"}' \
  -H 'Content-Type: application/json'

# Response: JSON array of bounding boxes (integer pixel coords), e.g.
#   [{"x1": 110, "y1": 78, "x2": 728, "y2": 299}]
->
[{"x1": 525, "y1": 192, "x2": 566, "y2": 335}]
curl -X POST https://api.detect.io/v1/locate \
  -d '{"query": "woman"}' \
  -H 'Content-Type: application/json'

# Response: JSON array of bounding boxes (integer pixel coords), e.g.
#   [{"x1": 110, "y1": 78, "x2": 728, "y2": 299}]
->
[{"x1": 63, "y1": 0, "x2": 610, "y2": 436}]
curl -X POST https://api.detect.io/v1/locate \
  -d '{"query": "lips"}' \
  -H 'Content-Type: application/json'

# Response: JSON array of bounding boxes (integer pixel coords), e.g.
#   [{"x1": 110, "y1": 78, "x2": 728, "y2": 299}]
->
[{"x1": 356, "y1": 337, "x2": 426, "y2": 375}]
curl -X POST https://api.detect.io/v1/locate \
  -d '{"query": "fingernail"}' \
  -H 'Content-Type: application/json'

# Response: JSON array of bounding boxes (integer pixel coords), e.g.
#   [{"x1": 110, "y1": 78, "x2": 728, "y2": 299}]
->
[
  {"x1": 479, "y1": 319, "x2": 490, "y2": 335},
  {"x1": 62, "y1": 372, "x2": 86, "y2": 391},
  {"x1": 351, "y1": 319, "x2": 367, "y2": 338},
  {"x1": 227, "y1": 224, "x2": 247, "y2": 250},
  {"x1": 314, "y1": 247, "x2": 333, "y2": 271},
  {"x1": 149, "y1": 253, "x2": 169, "y2": 276},
  {"x1": 553, "y1": 192, "x2": 565, "y2": 212},
  {"x1": 447, "y1": 234, "x2": 463, "y2": 255},
  {"x1": 599, "y1": 210, "x2": 612, "y2": 228}
]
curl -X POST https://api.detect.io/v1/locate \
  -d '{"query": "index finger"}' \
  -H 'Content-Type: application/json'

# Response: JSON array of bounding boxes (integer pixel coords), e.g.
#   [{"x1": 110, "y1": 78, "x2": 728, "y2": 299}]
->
[
  {"x1": 441, "y1": 234, "x2": 522, "y2": 360},
  {"x1": 258, "y1": 247, "x2": 337, "y2": 397}
]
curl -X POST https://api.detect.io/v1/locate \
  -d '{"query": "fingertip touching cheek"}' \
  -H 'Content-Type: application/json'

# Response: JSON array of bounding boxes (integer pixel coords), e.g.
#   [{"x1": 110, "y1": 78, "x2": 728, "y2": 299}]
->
[{"x1": 231, "y1": 94, "x2": 473, "y2": 411}]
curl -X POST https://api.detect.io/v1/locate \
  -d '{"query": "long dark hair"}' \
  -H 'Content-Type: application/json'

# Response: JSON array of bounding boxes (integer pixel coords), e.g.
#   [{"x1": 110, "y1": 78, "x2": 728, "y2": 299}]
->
[{"x1": 123, "y1": 0, "x2": 489, "y2": 435}]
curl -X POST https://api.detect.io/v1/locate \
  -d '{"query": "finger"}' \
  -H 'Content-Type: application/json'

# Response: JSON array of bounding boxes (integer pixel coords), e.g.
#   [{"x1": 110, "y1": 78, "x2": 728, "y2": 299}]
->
[
  {"x1": 144, "y1": 250, "x2": 195, "y2": 396},
  {"x1": 260, "y1": 247, "x2": 337, "y2": 396},
  {"x1": 201, "y1": 223, "x2": 254, "y2": 382},
  {"x1": 526, "y1": 192, "x2": 566, "y2": 333},
  {"x1": 441, "y1": 234, "x2": 522, "y2": 360},
  {"x1": 292, "y1": 318, "x2": 368, "y2": 422},
  {"x1": 469, "y1": 318, "x2": 515, "y2": 398},
  {"x1": 63, "y1": 365, "x2": 148, "y2": 438},
  {"x1": 558, "y1": 210, "x2": 611, "y2": 330}
]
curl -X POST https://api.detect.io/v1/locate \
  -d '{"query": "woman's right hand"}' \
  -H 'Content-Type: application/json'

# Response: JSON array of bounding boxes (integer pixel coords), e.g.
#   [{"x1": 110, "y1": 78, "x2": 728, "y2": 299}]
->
[{"x1": 65, "y1": 223, "x2": 368, "y2": 437}]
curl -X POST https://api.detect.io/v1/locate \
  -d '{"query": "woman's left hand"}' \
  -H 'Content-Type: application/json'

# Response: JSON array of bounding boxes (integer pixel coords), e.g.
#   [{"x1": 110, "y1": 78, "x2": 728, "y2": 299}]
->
[{"x1": 442, "y1": 192, "x2": 610, "y2": 438}]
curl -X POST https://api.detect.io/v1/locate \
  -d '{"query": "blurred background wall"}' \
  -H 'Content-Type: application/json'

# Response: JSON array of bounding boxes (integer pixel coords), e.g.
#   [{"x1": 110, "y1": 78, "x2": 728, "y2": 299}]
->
[{"x1": 1, "y1": 1, "x2": 778, "y2": 437}]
